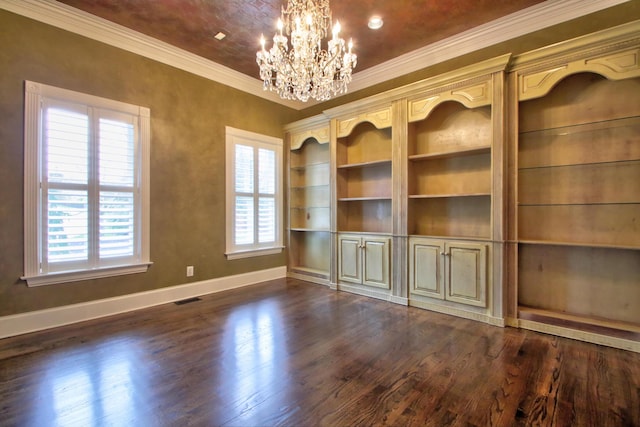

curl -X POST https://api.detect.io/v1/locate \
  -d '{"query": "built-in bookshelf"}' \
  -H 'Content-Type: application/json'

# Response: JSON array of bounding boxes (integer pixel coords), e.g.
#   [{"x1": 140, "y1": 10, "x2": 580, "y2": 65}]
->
[
  {"x1": 402, "y1": 62, "x2": 509, "y2": 325},
  {"x1": 286, "y1": 118, "x2": 331, "y2": 284},
  {"x1": 326, "y1": 106, "x2": 396, "y2": 299},
  {"x1": 408, "y1": 102, "x2": 493, "y2": 240},
  {"x1": 510, "y1": 42, "x2": 640, "y2": 350},
  {"x1": 336, "y1": 119, "x2": 393, "y2": 234},
  {"x1": 282, "y1": 20, "x2": 640, "y2": 350}
]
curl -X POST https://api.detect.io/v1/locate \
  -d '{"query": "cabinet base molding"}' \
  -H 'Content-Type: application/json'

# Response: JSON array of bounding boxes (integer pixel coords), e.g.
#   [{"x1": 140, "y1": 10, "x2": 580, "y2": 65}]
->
[
  {"x1": 287, "y1": 272, "x2": 330, "y2": 286},
  {"x1": 515, "y1": 318, "x2": 640, "y2": 353},
  {"x1": 409, "y1": 299, "x2": 505, "y2": 327},
  {"x1": 504, "y1": 317, "x2": 519, "y2": 328},
  {"x1": 337, "y1": 283, "x2": 407, "y2": 305},
  {"x1": 390, "y1": 295, "x2": 409, "y2": 306}
]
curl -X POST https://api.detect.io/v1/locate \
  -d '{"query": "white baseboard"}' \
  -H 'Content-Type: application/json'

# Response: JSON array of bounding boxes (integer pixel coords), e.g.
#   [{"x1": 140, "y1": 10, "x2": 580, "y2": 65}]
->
[
  {"x1": 286, "y1": 271, "x2": 330, "y2": 286},
  {"x1": 0, "y1": 266, "x2": 286, "y2": 339}
]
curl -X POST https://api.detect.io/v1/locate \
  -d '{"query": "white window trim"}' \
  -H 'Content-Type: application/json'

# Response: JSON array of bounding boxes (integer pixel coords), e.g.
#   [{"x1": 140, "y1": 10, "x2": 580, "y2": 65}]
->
[
  {"x1": 225, "y1": 126, "x2": 284, "y2": 259},
  {"x1": 22, "y1": 81, "x2": 152, "y2": 286}
]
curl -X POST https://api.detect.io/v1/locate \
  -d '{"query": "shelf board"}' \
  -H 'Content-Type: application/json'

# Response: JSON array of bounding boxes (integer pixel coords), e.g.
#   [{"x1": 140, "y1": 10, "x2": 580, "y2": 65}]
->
[
  {"x1": 518, "y1": 306, "x2": 640, "y2": 338},
  {"x1": 409, "y1": 145, "x2": 491, "y2": 161},
  {"x1": 409, "y1": 193, "x2": 491, "y2": 199},
  {"x1": 290, "y1": 205, "x2": 330, "y2": 210},
  {"x1": 290, "y1": 184, "x2": 329, "y2": 190},
  {"x1": 338, "y1": 197, "x2": 392, "y2": 202},
  {"x1": 518, "y1": 115, "x2": 640, "y2": 136},
  {"x1": 337, "y1": 159, "x2": 392, "y2": 169},
  {"x1": 518, "y1": 158, "x2": 640, "y2": 171},
  {"x1": 518, "y1": 240, "x2": 640, "y2": 251},
  {"x1": 337, "y1": 231, "x2": 393, "y2": 236},
  {"x1": 290, "y1": 161, "x2": 330, "y2": 171},
  {"x1": 518, "y1": 201, "x2": 640, "y2": 207},
  {"x1": 409, "y1": 234, "x2": 492, "y2": 242},
  {"x1": 289, "y1": 228, "x2": 330, "y2": 232}
]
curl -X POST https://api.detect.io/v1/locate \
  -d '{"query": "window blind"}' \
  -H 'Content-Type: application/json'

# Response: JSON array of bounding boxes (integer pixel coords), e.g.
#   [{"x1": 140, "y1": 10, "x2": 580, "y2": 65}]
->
[
  {"x1": 42, "y1": 102, "x2": 139, "y2": 271},
  {"x1": 225, "y1": 126, "x2": 282, "y2": 259}
]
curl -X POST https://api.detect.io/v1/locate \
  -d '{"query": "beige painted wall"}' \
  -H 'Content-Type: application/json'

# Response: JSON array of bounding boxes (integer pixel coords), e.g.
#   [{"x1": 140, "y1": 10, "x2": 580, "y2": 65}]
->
[{"x1": 0, "y1": 10, "x2": 301, "y2": 316}]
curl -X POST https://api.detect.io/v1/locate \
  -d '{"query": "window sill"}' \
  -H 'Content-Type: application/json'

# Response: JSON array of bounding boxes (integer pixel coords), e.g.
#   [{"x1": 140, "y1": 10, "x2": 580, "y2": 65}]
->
[
  {"x1": 225, "y1": 246, "x2": 284, "y2": 260},
  {"x1": 21, "y1": 262, "x2": 153, "y2": 287}
]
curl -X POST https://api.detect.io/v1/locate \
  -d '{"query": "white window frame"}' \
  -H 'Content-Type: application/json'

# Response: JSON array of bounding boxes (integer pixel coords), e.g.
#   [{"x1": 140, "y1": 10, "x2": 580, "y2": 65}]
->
[
  {"x1": 22, "y1": 81, "x2": 151, "y2": 286},
  {"x1": 225, "y1": 126, "x2": 283, "y2": 260}
]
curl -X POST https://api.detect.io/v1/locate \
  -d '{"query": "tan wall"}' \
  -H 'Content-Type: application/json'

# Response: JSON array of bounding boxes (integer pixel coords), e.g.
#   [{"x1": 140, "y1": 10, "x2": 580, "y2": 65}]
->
[{"x1": 0, "y1": 10, "x2": 301, "y2": 316}]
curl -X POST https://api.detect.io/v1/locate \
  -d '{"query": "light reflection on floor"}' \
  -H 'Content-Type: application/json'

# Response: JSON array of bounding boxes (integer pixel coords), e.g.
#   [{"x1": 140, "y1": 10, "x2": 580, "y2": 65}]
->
[
  {"x1": 220, "y1": 298, "x2": 291, "y2": 424},
  {"x1": 29, "y1": 337, "x2": 145, "y2": 426},
  {"x1": 11, "y1": 298, "x2": 295, "y2": 426}
]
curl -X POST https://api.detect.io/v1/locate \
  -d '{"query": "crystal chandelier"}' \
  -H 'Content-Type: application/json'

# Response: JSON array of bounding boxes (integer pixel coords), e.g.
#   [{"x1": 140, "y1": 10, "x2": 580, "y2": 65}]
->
[{"x1": 256, "y1": 0, "x2": 357, "y2": 102}]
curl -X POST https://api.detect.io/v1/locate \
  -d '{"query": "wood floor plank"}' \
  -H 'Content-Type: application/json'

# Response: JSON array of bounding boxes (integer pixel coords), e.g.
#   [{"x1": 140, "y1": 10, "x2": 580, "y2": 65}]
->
[{"x1": 0, "y1": 278, "x2": 639, "y2": 426}]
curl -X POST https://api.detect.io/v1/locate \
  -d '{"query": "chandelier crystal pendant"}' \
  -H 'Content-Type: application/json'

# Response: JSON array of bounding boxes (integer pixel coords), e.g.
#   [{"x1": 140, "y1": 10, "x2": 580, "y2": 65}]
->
[{"x1": 256, "y1": 0, "x2": 357, "y2": 102}]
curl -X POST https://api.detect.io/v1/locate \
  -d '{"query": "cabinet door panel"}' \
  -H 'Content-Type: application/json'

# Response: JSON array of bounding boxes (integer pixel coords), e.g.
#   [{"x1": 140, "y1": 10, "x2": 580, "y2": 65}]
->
[
  {"x1": 362, "y1": 238, "x2": 390, "y2": 289},
  {"x1": 338, "y1": 236, "x2": 361, "y2": 284},
  {"x1": 446, "y1": 242, "x2": 487, "y2": 307},
  {"x1": 409, "y1": 239, "x2": 445, "y2": 299}
]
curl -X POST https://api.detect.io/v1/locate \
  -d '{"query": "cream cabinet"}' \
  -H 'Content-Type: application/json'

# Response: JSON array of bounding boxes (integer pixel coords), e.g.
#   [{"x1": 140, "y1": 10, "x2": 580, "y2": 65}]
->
[
  {"x1": 338, "y1": 234, "x2": 390, "y2": 289},
  {"x1": 409, "y1": 238, "x2": 487, "y2": 308}
]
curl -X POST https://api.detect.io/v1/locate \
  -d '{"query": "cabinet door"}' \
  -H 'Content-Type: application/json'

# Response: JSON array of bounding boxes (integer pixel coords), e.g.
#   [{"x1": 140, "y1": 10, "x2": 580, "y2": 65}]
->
[
  {"x1": 409, "y1": 239, "x2": 445, "y2": 299},
  {"x1": 362, "y1": 237, "x2": 390, "y2": 289},
  {"x1": 445, "y1": 242, "x2": 487, "y2": 307},
  {"x1": 338, "y1": 235, "x2": 362, "y2": 284}
]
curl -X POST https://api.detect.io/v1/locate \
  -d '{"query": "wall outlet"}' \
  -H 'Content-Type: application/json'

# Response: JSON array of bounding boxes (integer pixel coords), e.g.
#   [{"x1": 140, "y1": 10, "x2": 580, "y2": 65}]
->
[{"x1": 186, "y1": 265, "x2": 194, "y2": 277}]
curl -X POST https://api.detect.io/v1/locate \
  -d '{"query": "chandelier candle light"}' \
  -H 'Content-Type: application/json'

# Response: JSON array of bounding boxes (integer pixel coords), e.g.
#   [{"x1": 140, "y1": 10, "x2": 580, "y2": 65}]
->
[{"x1": 257, "y1": 0, "x2": 357, "y2": 102}]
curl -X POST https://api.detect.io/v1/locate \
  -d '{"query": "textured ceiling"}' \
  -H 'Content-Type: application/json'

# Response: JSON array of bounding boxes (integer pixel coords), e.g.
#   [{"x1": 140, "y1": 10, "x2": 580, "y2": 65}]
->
[{"x1": 56, "y1": 0, "x2": 545, "y2": 78}]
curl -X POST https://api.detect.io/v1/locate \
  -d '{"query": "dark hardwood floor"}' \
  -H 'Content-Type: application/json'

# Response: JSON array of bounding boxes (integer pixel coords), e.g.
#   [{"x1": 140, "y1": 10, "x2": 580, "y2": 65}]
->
[{"x1": 1, "y1": 278, "x2": 638, "y2": 426}]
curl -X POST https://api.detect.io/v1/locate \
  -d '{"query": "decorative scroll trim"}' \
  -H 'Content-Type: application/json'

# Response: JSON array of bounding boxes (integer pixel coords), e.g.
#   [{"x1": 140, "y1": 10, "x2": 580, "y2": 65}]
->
[
  {"x1": 336, "y1": 107, "x2": 392, "y2": 137},
  {"x1": 290, "y1": 126, "x2": 330, "y2": 150},
  {"x1": 518, "y1": 47, "x2": 640, "y2": 101},
  {"x1": 408, "y1": 81, "x2": 492, "y2": 122}
]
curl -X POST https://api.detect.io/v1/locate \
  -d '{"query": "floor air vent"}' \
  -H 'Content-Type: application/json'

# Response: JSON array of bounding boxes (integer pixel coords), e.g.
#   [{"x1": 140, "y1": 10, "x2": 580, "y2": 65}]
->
[{"x1": 174, "y1": 297, "x2": 202, "y2": 305}]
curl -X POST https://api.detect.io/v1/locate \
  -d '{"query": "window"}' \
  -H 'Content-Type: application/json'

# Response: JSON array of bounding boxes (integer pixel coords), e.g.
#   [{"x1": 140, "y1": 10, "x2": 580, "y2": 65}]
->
[
  {"x1": 225, "y1": 127, "x2": 283, "y2": 259},
  {"x1": 23, "y1": 81, "x2": 151, "y2": 286}
]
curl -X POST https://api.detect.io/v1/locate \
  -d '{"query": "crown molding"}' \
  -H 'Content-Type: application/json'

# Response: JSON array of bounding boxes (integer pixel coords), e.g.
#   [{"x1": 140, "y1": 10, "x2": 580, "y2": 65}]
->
[
  {"x1": 0, "y1": 0, "x2": 301, "y2": 109},
  {"x1": 0, "y1": 0, "x2": 632, "y2": 111},
  {"x1": 348, "y1": 0, "x2": 632, "y2": 93}
]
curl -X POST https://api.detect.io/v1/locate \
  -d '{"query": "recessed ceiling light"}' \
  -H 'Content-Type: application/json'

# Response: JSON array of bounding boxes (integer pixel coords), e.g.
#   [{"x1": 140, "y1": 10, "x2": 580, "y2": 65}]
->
[
  {"x1": 368, "y1": 16, "x2": 383, "y2": 30},
  {"x1": 214, "y1": 32, "x2": 226, "y2": 41}
]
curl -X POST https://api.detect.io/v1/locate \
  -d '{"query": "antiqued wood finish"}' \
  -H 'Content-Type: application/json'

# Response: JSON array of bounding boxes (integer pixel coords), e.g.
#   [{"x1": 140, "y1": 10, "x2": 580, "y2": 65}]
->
[
  {"x1": 1, "y1": 278, "x2": 638, "y2": 426},
  {"x1": 286, "y1": 116, "x2": 332, "y2": 285},
  {"x1": 401, "y1": 58, "x2": 507, "y2": 325},
  {"x1": 507, "y1": 24, "x2": 640, "y2": 349},
  {"x1": 335, "y1": 117, "x2": 394, "y2": 237},
  {"x1": 338, "y1": 234, "x2": 391, "y2": 290}
]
